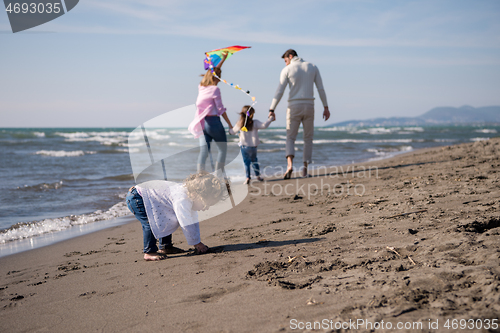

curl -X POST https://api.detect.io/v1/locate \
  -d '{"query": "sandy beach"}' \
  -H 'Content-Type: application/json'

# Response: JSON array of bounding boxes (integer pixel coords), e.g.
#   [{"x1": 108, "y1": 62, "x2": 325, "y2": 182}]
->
[{"x1": 1, "y1": 138, "x2": 499, "y2": 333}]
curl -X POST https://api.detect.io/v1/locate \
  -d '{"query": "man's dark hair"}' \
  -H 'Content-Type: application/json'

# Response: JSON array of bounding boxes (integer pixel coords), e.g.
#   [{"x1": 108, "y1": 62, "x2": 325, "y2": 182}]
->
[{"x1": 282, "y1": 49, "x2": 298, "y2": 59}]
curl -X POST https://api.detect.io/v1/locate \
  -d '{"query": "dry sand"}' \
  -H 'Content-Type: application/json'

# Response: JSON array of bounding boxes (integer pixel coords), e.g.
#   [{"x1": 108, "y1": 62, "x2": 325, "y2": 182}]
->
[{"x1": 1, "y1": 138, "x2": 499, "y2": 333}]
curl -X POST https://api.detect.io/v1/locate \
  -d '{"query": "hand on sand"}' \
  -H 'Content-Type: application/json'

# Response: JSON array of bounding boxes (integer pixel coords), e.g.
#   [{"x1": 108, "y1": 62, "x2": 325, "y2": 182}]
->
[
  {"x1": 194, "y1": 242, "x2": 209, "y2": 254},
  {"x1": 143, "y1": 252, "x2": 166, "y2": 261}
]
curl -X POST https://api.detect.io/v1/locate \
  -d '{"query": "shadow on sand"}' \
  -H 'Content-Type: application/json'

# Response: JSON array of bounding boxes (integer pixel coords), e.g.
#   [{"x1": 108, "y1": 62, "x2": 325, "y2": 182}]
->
[{"x1": 182, "y1": 237, "x2": 322, "y2": 256}]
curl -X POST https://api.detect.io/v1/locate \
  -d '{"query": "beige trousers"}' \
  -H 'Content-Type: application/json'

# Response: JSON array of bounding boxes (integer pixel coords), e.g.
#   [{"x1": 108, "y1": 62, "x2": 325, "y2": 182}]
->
[{"x1": 286, "y1": 103, "x2": 315, "y2": 163}]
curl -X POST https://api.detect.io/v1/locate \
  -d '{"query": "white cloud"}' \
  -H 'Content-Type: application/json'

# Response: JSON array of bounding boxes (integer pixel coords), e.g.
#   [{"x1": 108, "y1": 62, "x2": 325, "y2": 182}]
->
[{"x1": 47, "y1": 0, "x2": 498, "y2": 49}]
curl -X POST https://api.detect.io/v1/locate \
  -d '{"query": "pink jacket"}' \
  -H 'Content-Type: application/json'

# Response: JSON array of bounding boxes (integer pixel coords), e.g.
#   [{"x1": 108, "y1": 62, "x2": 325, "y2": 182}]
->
[{"x1": 189, "y1": 85, "x2": 226, "y2": 138}]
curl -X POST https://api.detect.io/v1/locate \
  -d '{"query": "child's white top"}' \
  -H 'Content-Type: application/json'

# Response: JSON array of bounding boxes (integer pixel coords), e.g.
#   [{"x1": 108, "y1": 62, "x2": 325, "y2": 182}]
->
[
  {"x1": 136, "y1": 180, "x2": 200, "y2": 245},
  {"x1": 232, "y1": 117, "x2": 273, "y2": 147}
]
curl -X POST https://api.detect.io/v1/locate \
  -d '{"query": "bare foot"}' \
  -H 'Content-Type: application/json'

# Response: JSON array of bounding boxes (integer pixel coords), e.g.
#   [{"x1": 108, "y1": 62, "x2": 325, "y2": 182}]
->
[
  {"x1": 143, "y1": 252, "x2": 166, "y2": 261},
  {"x1": 301, "y1": 166, "x2": 308, "y2": 178},
  {"x1": 194, "y1": 242, "x2": 209, "y2": 254}
]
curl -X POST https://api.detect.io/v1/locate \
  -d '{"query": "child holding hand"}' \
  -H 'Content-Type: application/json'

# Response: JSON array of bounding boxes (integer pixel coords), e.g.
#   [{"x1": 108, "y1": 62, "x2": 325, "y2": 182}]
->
[{"x1": 232, "y1": 106, "x2": 274, "y2": 184}]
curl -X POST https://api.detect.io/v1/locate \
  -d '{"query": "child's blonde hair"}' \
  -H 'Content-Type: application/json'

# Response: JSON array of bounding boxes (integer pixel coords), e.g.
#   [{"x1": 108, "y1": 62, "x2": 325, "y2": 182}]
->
[
  {"x1": 236, "y1": 105, "x2": 255, "y2": 131},
  {"x1": 200, "y1": 68, "x2": 221, "y2": 86},
  {"x1": 184, "y1": 171, "x2": 228, "y2": 204}
]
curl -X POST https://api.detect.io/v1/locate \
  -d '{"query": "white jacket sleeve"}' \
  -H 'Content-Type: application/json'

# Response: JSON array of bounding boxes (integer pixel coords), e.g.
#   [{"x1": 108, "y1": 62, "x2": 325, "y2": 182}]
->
[
  {"x1": 314, "y1": 67, "x2": 328, "y2": 108},
  {"x1": 270, "y1": 67, "x2": 289, "y2": 110},
  {"x1": 232, "y1": 122, "x2": 242, "y2": 133},
  {"x1": 254, "y1": 118, "x2": 273, "y2": 129},
  {"x1": 172, "y1": 196, "x2": 201, "y2": 245}
]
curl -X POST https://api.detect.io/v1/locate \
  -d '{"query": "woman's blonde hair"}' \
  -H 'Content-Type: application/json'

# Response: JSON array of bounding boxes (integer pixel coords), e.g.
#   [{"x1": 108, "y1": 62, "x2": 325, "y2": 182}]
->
[
  {"x1": 236, "y1": 105, "x2": 255, "y2": 131},
  {"x1": 184, "y1": 171, "x2": 228, "y2": 204},
  {"x1": 200, "y1": 68, "x2": 221, "y2": 86}
]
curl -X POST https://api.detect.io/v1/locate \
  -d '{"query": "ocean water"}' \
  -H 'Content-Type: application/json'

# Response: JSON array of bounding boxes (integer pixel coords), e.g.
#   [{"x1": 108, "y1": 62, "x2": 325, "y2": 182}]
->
[{"x1": 0, "y1": 125, "x2": 498, "y2": 256}]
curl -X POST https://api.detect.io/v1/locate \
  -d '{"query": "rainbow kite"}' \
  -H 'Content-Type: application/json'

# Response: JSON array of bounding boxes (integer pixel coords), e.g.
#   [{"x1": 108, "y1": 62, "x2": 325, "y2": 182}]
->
[{"x1": 204, "y1": 45, "x2": 250, "y2": 70}]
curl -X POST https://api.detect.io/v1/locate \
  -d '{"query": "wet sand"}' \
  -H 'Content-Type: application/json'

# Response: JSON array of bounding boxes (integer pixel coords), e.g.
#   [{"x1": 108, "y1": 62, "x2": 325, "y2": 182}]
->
[{"x1": 1, "y1": 138, "x2": 499, "y2": 332}]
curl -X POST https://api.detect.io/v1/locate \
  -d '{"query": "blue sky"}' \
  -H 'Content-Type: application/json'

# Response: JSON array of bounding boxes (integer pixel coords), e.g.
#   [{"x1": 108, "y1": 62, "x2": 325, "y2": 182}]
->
[{"x1": 1, "y1": 0, "x2": 499, "y2": 127}]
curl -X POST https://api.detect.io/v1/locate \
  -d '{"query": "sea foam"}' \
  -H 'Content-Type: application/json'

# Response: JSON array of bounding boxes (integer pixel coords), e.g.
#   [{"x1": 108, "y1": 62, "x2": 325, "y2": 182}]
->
[
  {"x1": 35, "y1": 150, "x2": 96, "y2": 157},
  {"x1": 475, "y1": 129, "x2": 497, "y2": 134},
  {"x1": 0, "y1": 202, "x2": 131, "y2": 244}
]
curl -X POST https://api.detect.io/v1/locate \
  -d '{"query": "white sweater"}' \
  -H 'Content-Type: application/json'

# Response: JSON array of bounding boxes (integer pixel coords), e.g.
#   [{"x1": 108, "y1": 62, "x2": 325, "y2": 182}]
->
[
  {"x1": 270, "y1": 56, "x2": 328, "y2": 110},
  {"x1": 232, "y1": 117, "x2": 273, "y2": 147},
  {"x1": 136, "y1": 181, "x2": 201, "y2": 245}
]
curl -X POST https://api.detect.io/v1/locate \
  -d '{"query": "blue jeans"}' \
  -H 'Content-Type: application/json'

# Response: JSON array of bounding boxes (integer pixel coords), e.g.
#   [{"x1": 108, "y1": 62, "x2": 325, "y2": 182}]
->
[
  {"x1": 240, "y1": 146, "x2": 260, "y2": 178},
  {"x1": 126, "y1": 188, "x2": 172, "y2": 253},
  {"x1": 198, "y1": 116, "x2": 227, "y2": 171}
]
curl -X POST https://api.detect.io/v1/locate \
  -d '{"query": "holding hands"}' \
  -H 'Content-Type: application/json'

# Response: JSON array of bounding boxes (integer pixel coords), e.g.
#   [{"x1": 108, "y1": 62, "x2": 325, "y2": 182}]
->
[{"x1": 268, "y1": 110, "x2": 276, "y2": 121}]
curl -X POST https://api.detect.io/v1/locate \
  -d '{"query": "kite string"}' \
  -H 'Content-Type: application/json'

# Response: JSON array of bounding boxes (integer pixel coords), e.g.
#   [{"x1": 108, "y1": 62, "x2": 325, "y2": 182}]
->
[
  {"x1": 205, "y1": 53, "x2": 257, "y2": 132},
  {"x1": 206, "y1": 53, "x2": 257, "y2": 106}
]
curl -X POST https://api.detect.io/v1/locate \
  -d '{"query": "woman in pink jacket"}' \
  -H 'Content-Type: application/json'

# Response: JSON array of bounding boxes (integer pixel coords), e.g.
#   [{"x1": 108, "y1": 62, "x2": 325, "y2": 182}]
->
[{"x1": 189, "y1": 53, "x2": 234, "y2": 174}]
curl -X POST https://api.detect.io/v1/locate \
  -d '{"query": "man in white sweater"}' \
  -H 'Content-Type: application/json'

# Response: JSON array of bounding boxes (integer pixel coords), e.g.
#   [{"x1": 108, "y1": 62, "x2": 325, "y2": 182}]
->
[{"x1": 268, "y1": 49, "x2": 330, "y2": 178}]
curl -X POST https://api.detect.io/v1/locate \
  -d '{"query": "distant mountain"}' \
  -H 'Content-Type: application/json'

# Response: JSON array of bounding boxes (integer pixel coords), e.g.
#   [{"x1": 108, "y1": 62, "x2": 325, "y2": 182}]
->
[{"x1": 329, "y1": 105, "x2": 500, "y2": 127}]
